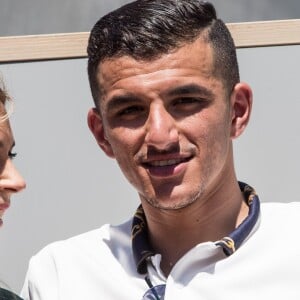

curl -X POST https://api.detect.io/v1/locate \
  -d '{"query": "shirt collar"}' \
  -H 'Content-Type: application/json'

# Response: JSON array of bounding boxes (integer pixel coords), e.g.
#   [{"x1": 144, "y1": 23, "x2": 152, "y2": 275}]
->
[{"x1": 131, "y1": 181, "x2": 260, "y2": 274}]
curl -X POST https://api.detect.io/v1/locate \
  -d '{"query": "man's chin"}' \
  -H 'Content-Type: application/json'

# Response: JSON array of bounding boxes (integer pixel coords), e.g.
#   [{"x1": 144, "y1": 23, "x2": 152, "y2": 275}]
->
[{"x1": 145, "y1": 192, "x2": 201, "y2": 211}]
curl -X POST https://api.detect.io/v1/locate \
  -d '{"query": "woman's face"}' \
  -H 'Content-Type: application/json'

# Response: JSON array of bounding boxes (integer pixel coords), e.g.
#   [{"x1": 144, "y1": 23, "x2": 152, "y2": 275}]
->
[{"x1": 0, "y1": 105, "x2": 26, "y2": 226}]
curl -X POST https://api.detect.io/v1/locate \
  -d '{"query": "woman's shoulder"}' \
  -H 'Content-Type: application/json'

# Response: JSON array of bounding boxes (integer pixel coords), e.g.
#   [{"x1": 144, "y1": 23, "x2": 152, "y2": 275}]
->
[{"x1": 0, "y1": 288, "x2": 23, "y2": 300}]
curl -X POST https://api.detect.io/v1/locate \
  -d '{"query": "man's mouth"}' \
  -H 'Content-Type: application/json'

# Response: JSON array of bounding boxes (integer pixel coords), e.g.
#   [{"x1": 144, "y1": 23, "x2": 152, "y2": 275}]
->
[
  {"x1": 145, "y1": 157, "x2": 190, "y2": 167},
  {"x1": 139, "y1": 152, "x2": 193, "y2": 177}
]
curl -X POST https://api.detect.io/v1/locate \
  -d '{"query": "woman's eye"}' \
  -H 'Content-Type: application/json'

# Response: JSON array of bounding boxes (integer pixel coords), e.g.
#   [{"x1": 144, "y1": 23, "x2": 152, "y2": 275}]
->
[{"x1": 8, "y1": 151, "x2": 17, "y2": 159}]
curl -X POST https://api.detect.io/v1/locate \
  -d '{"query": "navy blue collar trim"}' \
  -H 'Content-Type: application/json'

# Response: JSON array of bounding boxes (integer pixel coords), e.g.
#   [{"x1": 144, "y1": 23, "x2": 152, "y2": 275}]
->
[
  {"x1": 215, "y1": 182, "x2": 260, "y2": 256},
  {"x1": 131, "y1": 181, "x2": 260, "y2": 274},
  {"x1": 131, "y1": 206, "x2": 155, "y2": 274}
]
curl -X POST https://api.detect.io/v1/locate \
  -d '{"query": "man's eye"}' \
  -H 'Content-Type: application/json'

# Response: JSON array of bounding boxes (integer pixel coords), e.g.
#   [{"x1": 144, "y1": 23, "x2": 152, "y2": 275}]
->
[
  {"x1": 173, "y1": 97, "x2": 207, "y2": 109},
  {"x1": 174, "y1": 97, "x2": 201, "y2": 105},
  {"x1": 8, "y1": 151, "x2": 17, "y2": 159},
  {"x1": 171, "y1": 97, "x2": 209, "y2": 116},
  {"x1": 118, "y1": 106, "x2": 144, "y2": 116}
]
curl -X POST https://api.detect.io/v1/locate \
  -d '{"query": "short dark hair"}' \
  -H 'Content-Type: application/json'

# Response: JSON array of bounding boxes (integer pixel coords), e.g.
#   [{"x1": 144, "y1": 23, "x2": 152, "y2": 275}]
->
[{"x1": 87, "y1": 0, "x2": 240, "y2": 107}]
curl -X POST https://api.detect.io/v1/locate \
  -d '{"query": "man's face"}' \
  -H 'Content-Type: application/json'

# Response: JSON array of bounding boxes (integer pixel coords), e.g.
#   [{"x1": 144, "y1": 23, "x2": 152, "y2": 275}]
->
[{"x1": 89, "y1": 38, "x2": 241, "y2": 210}]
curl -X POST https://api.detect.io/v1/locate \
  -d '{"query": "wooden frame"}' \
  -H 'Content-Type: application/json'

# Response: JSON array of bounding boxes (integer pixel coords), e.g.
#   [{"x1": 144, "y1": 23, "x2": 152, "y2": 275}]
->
[{"x1": 0, "y1": 19, "x2": 299, "y2": 63}]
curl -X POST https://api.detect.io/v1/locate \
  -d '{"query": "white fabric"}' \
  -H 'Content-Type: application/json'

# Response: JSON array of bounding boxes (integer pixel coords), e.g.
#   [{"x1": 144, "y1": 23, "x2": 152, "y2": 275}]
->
[{"x1": 21, "y1": 202, "x2": 300, "y2": 299}]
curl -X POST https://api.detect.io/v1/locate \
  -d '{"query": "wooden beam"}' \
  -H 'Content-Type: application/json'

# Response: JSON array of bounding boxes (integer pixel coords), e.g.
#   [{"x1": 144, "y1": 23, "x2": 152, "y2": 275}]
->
[
  {"x1": 0, "y1": 32, "x2": 88, "y2": 62},
  {"x1": 228, "y1": 19, "x2": 300, "y2": 48},
  {"x1": 0, "y1": 19, "x2": 299, "y2": 63}
]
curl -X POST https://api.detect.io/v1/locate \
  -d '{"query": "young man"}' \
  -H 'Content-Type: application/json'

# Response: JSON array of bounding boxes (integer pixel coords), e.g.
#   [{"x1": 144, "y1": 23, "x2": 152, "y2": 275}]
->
[{"x1": 21, "y1": 1, "x2": 300, "y2": 299}]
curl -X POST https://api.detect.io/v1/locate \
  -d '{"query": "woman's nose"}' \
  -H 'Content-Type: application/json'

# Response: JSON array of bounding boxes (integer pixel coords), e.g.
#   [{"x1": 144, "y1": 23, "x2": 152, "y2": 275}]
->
[{"x1": 0, "y1": 159, "x2": 26, "y2": 193}]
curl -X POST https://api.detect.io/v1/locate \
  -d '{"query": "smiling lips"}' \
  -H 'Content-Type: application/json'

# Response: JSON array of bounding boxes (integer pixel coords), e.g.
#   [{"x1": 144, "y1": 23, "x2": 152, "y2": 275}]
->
[
  {"x1": 146, "y1": 157, "x2": 190, "y2": 167},
  {"x1": 0, "y1": 202, "x2": 10, "y2": 214},
  {"x1": 142, "y1": 155, "x2": 192, "y2": 177}
]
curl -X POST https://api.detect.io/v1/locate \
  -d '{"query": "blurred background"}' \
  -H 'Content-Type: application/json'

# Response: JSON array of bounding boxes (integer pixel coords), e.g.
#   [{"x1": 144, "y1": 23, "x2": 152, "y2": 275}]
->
[
  {"x1": 0, "y1": 0, "x2": 299, "y2": 295},
  {"x1": 0, "y1": 0, "x2": 299, "y2": 36}
]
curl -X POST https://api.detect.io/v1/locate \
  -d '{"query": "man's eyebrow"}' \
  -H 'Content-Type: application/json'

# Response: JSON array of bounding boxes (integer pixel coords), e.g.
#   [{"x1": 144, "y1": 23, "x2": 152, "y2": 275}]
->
[
  {"x1": 106, "y1": 94, "x2": 140, "y2": 112},
  {"x1": 105, "y1": 84, "x2": 214, "y2": 111},
  {"x1": 165, "y1": 84, "x2": 214, "y2": 98}
]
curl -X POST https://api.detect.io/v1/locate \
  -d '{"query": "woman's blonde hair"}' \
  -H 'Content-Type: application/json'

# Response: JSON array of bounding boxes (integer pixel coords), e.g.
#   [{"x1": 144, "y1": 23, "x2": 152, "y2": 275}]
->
[{"x1": 0, "y1": 79, "x2": 14, "y2": 122}]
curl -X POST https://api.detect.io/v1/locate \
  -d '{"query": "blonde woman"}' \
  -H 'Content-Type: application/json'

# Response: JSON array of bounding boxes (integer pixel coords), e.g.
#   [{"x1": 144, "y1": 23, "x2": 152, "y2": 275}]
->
[{"x1": 0, "y1": 81, "x2": 26, "y2": 300}]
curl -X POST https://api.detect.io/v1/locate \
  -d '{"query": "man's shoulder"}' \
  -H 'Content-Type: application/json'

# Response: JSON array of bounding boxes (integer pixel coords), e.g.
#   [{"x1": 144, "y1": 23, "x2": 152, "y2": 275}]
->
[
  {"x1": 30, "y1": 218, "x2": 133, "y2": 265},
  {"x1": 261, "y1": 201, "x2": 300, "y2": 214},
  {"x1": 22, "y1": 218, "x2": 139, "y2": 299},
  {"x1": 67, "y1": 218, "x2": 133, "y2": 246},
  {"x1": 260, "y1": 201, "x2": 300, "y2": 227}
]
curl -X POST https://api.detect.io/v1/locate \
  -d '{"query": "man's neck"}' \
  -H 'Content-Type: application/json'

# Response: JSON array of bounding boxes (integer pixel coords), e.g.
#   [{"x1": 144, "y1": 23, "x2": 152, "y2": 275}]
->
[{"x1": 141, "y1": 180, "x2": 248, "y2": 276}]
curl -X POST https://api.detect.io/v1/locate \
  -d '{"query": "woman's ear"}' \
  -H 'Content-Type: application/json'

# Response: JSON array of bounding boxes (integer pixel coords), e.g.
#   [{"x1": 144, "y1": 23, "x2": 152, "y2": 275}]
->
[
  {"x1": 230, "y1": 82, "x2": 253, "y2": 139},
  {"x1": 87, "y1": 108, "x2": 115, "y2": 158}
]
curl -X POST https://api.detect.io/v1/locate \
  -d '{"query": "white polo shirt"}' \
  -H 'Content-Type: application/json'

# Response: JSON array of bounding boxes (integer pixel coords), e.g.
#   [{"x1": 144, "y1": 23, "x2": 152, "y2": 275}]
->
[{"x1": 21, "y1": 184, "x2": 300, "y2": 299}]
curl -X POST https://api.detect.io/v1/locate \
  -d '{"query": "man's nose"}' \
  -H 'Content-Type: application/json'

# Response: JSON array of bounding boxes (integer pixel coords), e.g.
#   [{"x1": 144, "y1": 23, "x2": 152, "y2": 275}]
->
[
  {"x1": 145, "y1": 104, "x2": 179, "y2": 150},
  {"x1": 0, "y1": 159, "x2": 26, "y2": 193}
]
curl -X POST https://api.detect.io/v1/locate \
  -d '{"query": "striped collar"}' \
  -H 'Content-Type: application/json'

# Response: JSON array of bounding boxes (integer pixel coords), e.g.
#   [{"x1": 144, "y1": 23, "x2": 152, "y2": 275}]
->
[{"x1": 131, "y1": 182, "x2": 260, "y2": 274}]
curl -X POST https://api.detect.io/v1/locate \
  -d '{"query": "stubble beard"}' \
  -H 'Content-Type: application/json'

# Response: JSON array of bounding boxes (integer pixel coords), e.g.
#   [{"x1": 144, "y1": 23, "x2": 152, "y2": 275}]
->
[{"x1": 144, "y1": 183, "x2": 204, "y2": 211}]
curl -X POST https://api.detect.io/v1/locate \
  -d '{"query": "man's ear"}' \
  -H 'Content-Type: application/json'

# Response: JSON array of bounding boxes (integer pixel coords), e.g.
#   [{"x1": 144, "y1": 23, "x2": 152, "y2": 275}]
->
[
  {"x1": 230, "y1": 82, "x2": 253, "y2": 139},
  {"x1": 87, "y1": 108, "x2": 115, "y2": 158}
]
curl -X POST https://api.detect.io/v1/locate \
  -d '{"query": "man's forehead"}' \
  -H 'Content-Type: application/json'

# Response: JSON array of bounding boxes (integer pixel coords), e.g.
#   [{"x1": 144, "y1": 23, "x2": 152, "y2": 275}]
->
[{"x1": 97, "y1": 38, "x2": 214, "y2": 89}]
